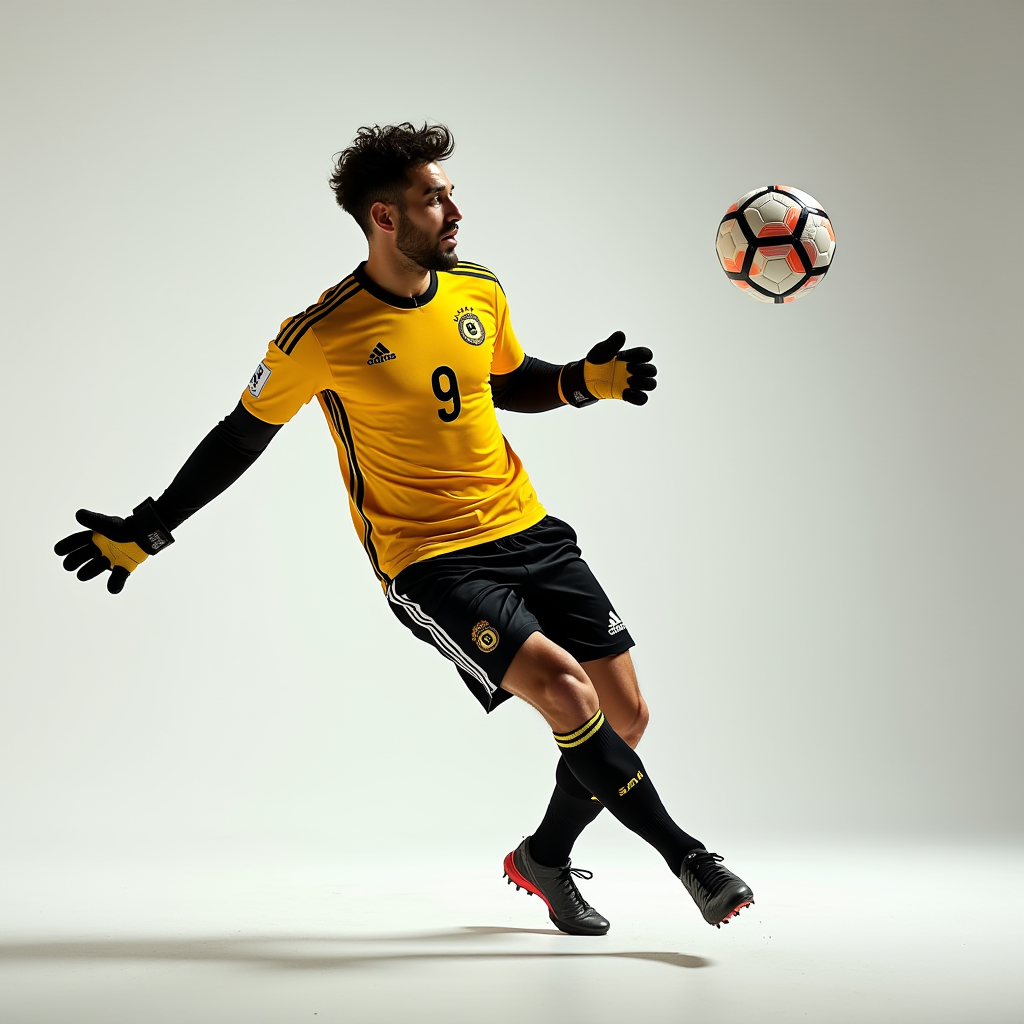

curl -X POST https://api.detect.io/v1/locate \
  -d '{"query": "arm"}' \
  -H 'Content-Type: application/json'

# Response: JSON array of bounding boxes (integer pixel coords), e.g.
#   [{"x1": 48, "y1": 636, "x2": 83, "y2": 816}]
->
[
  {"x1": 154, "y1": 402, "x2": 281, "y2": 529},
  {"x1": 488, "y1": 273, "x2": 655, "y2": 412},
  {"x1": 491, "y1": 334, "x2": 658, "y2": 414},
  {"x1": 54, "y1": 402, "x2": 281, "y2": 593},
  {"x1": 55, "y1": 290, "x2": 336, "y2": 593},
  {"x1": 491, "y1": 355, "x2": 563, "y2": 413}
]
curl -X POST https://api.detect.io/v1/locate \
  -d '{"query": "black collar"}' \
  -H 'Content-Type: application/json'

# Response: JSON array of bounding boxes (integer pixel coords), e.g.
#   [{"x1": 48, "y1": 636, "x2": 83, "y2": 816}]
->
[{"x1": 353, "y1": 261, "x2": 438, "y2": 309}]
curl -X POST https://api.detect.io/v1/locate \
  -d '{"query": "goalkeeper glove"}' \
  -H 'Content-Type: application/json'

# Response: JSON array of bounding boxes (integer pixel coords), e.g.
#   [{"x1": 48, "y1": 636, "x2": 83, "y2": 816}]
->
[
  {"x1": 558, "y1": 331, "x2": 657, "y2": 407},
  {"x1": 53, "y1": 498, "x2": 174, "y2": 594}
]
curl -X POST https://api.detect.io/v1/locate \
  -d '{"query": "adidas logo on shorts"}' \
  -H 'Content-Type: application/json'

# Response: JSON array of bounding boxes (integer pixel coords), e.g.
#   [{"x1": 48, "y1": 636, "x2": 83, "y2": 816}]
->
[
  {"x1": 608, "y1": 610, "x2": 626, "y2": 635},
  {"x1": 367, "y1": 342, "x2": 397, "y2": 365}
]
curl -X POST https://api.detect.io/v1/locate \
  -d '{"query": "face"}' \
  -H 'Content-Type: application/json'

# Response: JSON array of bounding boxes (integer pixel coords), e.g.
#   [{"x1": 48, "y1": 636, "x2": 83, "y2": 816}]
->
[{"x1": 393, "y1": 162, "x2": 462, "y2": 271}]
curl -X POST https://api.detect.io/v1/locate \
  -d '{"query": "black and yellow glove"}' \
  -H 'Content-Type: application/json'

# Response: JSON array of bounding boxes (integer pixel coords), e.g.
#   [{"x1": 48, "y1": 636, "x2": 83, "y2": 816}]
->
[
  {"x1": 53, "y1": 498, "x2": 174, "y2": 594},
  {"x1": 558, "y1": 332, "x2": 657, "y2": 408}
]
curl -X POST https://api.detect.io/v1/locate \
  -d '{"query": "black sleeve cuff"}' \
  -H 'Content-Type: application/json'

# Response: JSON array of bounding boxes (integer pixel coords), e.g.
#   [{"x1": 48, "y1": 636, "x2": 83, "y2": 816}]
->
[
  {"x1": 131, "y1": 497, "x2": 175, "y2": 554},
  {"x1": 558, "y1": 360, "x2": 598, "y2": 408}
]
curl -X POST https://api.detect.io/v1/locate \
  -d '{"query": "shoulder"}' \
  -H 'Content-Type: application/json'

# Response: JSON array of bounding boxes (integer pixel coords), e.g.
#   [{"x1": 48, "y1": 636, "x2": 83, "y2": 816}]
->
[
  {"x1": 273, "y1": 273, "x2": 363, "y2": 355},
  {"x1": 443, "y1": 260, "x2": 504, "y2": 292}
]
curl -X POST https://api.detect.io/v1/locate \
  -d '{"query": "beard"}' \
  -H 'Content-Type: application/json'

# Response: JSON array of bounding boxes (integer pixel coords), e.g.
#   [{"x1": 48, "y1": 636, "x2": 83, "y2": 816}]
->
[{"x1": 396, "y1": 216, "x2": 459, "y2": 272}]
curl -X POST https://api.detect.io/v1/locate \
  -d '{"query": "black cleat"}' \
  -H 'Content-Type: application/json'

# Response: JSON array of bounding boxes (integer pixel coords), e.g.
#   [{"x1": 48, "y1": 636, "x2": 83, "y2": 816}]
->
[
  {"x1": 679, "y1": 848, "x2": 755, "y2": 927},
  {"x1": 503, "y1": 839, "x2": 610, "y2": 936}
]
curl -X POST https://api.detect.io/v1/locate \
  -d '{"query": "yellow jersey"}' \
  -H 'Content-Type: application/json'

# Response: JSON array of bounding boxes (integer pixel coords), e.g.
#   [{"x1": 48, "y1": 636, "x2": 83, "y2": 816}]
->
[{"x1": 241, "y1": 261, "x2": 547, "y2": 586}]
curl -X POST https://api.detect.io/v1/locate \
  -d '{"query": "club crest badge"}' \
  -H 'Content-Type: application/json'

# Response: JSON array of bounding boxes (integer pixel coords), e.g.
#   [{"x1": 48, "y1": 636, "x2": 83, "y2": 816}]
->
[
  {"x1": 471, "y1": 620, "x2": 499, "y2": 653},
  {"x1": 454, "y1": 307, "x2": 486, "y2": 346}
]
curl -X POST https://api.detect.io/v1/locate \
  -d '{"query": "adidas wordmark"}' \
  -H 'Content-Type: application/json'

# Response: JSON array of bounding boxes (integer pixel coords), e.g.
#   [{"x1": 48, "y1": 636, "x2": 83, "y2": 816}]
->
[{"x1": 367, "y1": 343, "x2": 396, "y2": 365}]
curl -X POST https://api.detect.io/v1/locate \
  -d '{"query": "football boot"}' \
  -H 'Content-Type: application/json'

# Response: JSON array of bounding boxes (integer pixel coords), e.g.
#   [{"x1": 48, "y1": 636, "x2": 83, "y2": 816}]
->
[
  {"x1": 503, "y1": 839, "x2": 610, "y2": 936},
  {"x1": 679, "y1": 848, "x2": 754, "y2": 927}
]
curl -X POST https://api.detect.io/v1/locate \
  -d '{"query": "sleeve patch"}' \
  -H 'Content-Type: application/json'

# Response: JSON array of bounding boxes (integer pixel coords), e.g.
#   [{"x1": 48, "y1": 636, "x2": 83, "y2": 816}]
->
[{"x1": 248, "y1": 362, "x2": 271, "y2": 397}]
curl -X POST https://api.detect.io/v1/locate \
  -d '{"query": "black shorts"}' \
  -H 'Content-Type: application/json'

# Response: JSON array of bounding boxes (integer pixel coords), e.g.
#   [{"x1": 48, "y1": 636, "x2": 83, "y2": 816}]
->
[{"x1": 386, "y1": 515, "x2": 635, "y2": 712}]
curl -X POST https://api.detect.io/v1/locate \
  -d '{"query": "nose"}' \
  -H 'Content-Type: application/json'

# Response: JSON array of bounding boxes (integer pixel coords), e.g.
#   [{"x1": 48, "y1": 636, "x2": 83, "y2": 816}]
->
[{"x1": 444, "y1": 195, "x2": 462, "y2": 222}]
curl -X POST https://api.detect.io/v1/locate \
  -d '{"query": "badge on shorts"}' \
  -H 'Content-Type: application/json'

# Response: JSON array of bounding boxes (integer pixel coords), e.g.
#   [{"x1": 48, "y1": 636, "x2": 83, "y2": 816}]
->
[
  {"x1": 471, "y1": 620, "x2": 499, "y2": 653},
  {"x1": 454, "y1": 307, "x2": 486, "y2": 346}
]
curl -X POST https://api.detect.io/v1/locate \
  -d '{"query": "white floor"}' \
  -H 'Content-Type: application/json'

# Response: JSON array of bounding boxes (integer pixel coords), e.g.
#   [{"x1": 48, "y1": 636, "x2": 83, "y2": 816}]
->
[{"x1": 2, "y1": 844, "x2": 1021, "y2": 1024}]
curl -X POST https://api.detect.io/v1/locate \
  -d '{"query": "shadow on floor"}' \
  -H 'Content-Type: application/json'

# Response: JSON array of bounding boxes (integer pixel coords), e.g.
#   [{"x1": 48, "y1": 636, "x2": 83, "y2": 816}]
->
[{"x1": 0, "y1": 927, "x2": 711, "y2": 971}]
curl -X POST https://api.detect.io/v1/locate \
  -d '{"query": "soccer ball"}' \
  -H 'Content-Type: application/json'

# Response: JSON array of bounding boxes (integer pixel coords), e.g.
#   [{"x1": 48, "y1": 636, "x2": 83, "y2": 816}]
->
[{"x1": 715, "y1": 186, "x2": 835, "y2": 303}]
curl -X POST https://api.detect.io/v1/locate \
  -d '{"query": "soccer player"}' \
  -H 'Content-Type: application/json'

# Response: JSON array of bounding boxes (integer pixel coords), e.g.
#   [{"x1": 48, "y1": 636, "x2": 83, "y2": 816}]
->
[{"x1": 54, "y1": 123, "x2": 753, "y2": 933}]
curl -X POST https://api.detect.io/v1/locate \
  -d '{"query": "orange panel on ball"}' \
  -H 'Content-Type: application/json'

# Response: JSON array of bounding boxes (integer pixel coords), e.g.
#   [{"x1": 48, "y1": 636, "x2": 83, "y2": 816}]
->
[{"x1": 722, "y1": 250, "x2": 746, "y2": 273}]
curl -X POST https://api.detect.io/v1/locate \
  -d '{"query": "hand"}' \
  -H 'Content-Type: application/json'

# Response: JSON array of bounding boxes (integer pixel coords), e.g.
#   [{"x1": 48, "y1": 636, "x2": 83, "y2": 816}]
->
[
  {"x1": 53, "y1": 498, "x2": 174, "y2": 594},
  {"x1": 559, "y1": 332, "x2": 658, "y2": 407}
]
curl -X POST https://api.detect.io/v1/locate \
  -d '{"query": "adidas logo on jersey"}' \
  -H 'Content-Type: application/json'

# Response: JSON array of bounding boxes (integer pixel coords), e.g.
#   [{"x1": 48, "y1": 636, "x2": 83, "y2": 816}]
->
[
  {"x1": 367, "y1": 342, "x2": 397, "y2": 365},
  {"x1": 608, "y1": 611, "x2": 626, "y2": 635}
]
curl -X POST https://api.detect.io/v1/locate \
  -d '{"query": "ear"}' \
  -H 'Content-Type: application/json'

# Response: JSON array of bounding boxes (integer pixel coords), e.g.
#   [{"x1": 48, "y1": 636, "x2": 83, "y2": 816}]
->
[{"x1": 369, "y1": 201, "x2": 397, "y2": 235}]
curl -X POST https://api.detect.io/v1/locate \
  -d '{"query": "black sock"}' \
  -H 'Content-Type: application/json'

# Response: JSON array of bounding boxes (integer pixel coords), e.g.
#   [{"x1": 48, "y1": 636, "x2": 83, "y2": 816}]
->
[
  {"x1": 553, "y1": 710, "x2": 703, "y2": 876},
  {"x1": 528, "y1": 756, "x2": 604, "y2": 867}
]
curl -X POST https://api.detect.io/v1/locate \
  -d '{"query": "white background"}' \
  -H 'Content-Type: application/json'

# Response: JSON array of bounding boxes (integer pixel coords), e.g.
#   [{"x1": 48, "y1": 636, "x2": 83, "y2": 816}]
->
[{"x1": 2, "y1": 1, "x2": 1022, "y2": 869}]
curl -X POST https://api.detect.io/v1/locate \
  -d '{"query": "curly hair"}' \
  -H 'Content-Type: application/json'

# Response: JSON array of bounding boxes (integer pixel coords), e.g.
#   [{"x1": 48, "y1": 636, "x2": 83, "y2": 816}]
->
[{"x1": 329, "y1": 122, "x2": 456, "y2": 236}]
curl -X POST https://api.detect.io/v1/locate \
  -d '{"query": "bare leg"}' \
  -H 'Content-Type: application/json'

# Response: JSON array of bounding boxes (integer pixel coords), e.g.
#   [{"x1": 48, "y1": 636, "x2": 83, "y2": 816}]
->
[
  {"x1": 583, "y1": 651, "x2": 649, "y2": 750},
  {"x1": 499, "y1": 631, "x2": 599, "y2": 731}
]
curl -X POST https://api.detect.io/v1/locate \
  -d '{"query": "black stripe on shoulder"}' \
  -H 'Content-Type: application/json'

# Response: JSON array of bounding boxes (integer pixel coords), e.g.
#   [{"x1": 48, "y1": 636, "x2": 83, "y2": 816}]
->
[
  {"x1": 448, "y1": 269, "x2": 503, "y2": 287},
  {"x1": 319, "y1": 389, "x2": 389, "y2": 586},
  {"x1": 273, "y1": 276, "x2": 354, "y2": 349},
  {"x1": 454, "y1": 261, "x2": 501, "y2": 284},
  {"x1": 275, "y1": 277, "x2": 362, "y2": 355}
]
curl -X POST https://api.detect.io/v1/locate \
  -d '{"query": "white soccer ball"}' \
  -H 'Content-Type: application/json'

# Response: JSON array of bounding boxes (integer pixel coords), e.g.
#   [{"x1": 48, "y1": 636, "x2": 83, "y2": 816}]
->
[{"x1": 715, "y1": 186, "x2": 835, "y2": 303}]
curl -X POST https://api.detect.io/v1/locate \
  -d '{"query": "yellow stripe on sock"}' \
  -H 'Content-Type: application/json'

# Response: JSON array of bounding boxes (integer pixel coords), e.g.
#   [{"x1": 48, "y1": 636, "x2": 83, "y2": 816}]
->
[
  {"x1": 554, "y1": 711, "x2": 605, "y2": 749},
  {"x1": 553, "y1": 710, "x2": 604, "y2": 744}
]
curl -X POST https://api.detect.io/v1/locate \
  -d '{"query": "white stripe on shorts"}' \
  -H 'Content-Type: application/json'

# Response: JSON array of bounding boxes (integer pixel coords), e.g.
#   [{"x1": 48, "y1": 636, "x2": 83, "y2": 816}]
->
[{"x1": 387, "y1": 584, "x2": 497, "y2": 695}]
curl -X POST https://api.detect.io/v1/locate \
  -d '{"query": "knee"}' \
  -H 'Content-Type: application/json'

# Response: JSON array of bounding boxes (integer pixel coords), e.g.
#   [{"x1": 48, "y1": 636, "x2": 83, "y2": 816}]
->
[
  {"x1": 535, "y1": 666, "x2": 600, "y2": 728},
  {"x1": 513, "y1": 648, "x2": 599, "y2": 727},
  {"x1": 617, "y1": 695, "x2": 650, "y2": 749},
  {"x1": 502, "y1": 634, "x2": 601, "y2": 732}
]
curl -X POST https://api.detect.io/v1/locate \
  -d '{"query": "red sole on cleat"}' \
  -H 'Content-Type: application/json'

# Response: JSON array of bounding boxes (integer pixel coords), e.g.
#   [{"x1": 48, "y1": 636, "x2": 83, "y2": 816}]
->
[
  {"x1": 502, "y1": 852, "x2": 555, "y2": 915},
  {"x1": 719, "y1": 899, "x2": 754, "y2": 926}
]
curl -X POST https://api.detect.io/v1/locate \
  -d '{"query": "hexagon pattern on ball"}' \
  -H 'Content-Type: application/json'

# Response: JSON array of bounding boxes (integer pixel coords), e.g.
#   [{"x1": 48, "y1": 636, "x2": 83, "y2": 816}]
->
[
  {"x1": 750, "y1": 245, "x2": 806, "y2": 294},
  {"x1": 743, "y1": 193, "x2": 802, "y2": 238},
  {"x1": 715, "y1": 220, "x2": 748, "y2": 274},
  {"x1": 716, "y1": 185, "x2": 834, "y2": 304},
  {"x1": 800, "y1": 214, "x2": 835, "y2": 269}
]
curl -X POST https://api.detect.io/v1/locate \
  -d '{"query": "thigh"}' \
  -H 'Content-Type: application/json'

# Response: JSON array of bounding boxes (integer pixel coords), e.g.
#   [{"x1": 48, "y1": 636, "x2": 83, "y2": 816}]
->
[{"x1": 388, "y1": 553, "x2": 541, "y2": 713}]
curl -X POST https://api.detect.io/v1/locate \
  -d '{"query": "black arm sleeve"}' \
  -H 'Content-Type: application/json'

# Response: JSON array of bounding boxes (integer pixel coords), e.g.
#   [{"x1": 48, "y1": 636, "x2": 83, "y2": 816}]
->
[
  {"x1": 151, "y1": 402, "x2": 282, "y2": 531},
  {"x1": 490, "y1": 355, "x2": 565, "y2": 413}
]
